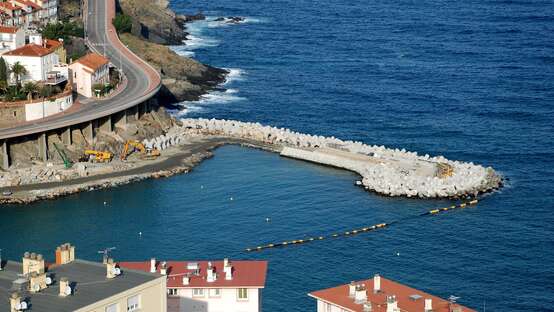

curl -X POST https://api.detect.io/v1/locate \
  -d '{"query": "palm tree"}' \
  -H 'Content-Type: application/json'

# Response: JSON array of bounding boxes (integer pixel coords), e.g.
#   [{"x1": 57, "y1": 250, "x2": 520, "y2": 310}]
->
[
  {"x1": 22, "y1": 82, "x2": 38, "y2": 101},
  {"x1": 9, "y1": 62, "x2": 27, "y2": 90},
  {"x1": 0, "y1": 80, "x2": 8, "y2": 97}
]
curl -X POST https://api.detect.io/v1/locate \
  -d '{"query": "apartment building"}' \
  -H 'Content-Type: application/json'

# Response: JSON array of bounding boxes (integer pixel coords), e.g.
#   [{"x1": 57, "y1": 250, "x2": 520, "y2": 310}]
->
[
  {"x1": 0, "y1": 243, "x2": 167, "y2": 312},
  {"x1": 308, "y1": 274, "x2": 476, "y2": 312},
  {"x1": 0, "y1": 25, "x2": 23, "y2": 54},
  {"x1": 120, "y1": 258, "x2": 268, "y2": 312}
]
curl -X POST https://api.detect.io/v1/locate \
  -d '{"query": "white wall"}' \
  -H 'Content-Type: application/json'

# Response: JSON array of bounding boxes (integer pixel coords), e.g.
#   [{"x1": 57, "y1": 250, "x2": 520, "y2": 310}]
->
[
  {"x1": 4, "y1": 51, "x2": 59, "y2": 83},
  {"x1": 24, "y1": 93, "x2": 72, "y2": 121},
  {"x1": 169, "y1": 288, "x2": 261, "y2": 312},
  {"x1": 0, "y1": 28, "x2": 25, "y2": 54},
  {"x1": 316, "y1": 300, "x2": 346, "y2": 312}
]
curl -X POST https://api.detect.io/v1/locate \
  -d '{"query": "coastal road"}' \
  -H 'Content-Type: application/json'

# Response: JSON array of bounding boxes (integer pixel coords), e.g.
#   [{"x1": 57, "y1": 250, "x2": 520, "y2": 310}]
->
[{"x1": 0, "y1": 0, "x2": 161, "y2": 140}]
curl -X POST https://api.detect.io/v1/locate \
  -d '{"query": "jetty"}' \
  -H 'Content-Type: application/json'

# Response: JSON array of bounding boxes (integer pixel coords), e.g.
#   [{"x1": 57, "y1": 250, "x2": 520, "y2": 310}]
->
[{"x1": 143, "y1": 118, "x2": 501, "y2": 198}]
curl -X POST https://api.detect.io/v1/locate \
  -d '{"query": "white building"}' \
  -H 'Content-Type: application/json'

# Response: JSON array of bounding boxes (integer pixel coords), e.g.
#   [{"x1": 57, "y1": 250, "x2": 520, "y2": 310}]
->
[
  {"x1": 120, "y1": 259, "x2": 268, "y2": 312},
  {"x1": 308, "y1": 274, "x2": 476, "y2": 312},
  {"x1": 2, "y1": 42, "x2": 59, "y2": 83},
  {"x1": 69, "y1": 52, "x2": 110, "y2": 97},
  {"x1": 28, "y1": 0, "x2": 57, "y2": 23},
  {"x1": 0, "y1": 25, "x2": 24, "y2": 54}
]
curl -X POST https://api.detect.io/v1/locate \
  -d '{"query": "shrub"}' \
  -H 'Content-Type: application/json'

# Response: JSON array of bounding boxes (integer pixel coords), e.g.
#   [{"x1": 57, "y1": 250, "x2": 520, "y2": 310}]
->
[{"x1": 112, "y1": 13, "x2": 133, "y2": 34}]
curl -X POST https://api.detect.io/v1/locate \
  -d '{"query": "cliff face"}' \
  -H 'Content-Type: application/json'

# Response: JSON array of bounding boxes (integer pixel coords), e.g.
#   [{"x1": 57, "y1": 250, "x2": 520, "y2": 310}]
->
[
  {"x1": 117, "y1": 0, "x2": 187, "y2": 45},
  {"x1": 120, "y1": 33, "x2": 227, "y2": 103}
]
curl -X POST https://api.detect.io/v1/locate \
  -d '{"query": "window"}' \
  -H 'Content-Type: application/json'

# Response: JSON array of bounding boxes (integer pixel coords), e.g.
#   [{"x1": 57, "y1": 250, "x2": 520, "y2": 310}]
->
[
  {"x1": 209, "y1": 288, "x2": 221, "y2": 297},
  {"x1": 237, "y1": 288, "x2": 248, "y2": 300},
  {"x1": 127, "y1": 295, "x2": 140, "y2": 312},
  {"x1": 106, "y1": 303, "x2": 118, "y2": 312},
  {"x1": 168, "y1": 288, "x2": 178, "y2": 296},
  {"x1": 192, "y1": 288, "x2": 204, "y2": 297}
]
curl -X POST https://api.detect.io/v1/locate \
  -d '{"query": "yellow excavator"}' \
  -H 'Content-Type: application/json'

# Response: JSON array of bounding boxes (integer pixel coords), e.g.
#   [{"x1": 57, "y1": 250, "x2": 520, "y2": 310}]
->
[
  {"x1": 120, "y1": 140, "x2": 161, "y2": 161},
  {"x1": 84, "y1": 150, "x2": 113, "y2": 163},
  {"x1": 437, "y1": 162, "x2": 454, "y2": 178}
]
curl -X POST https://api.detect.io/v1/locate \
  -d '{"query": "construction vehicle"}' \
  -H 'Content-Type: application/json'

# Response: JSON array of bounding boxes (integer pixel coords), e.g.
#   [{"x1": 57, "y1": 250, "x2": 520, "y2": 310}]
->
[
  {"x1": 120, "y1": 140, "x2": 160, "y2": 161},
  {"x1": 437, "y1": 162, "x2": 454, "y2": 178},
  {"x1": 53, "y1": 143, "x2": 73, "y2": 169},
  {"x1": 84, "y1": 150, "x2": 113, "y2": 163}
]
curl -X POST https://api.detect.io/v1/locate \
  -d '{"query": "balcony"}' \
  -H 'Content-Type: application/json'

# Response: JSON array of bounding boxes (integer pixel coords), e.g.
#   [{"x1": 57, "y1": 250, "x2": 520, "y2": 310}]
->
[{"x1": 45, "y1": 71, "x2": 67, "y2": 85}]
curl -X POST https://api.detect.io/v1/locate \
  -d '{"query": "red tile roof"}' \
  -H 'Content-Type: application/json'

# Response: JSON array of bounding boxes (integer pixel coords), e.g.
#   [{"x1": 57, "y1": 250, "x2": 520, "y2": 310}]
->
[
  {"x1": 0, "y1": 26, "x2": 19, "y2": 33},
  {"x1": 308, "y1": 276, "x2": 476, "y2": 312},
  {"x1": 119, "y1": 260, "x2": 268, "y2": 288},
  {"x1": 74, "y1": 53, "x2": 109, "y2": 72},
  {"x1": 0, "y1": 2, "x2": 21, "y2": 11},
  {"x1": 44, "y1": 39, "x2": 62, "y2": 50},
  {"x1": 3, "y1": 43, "x2": 53, "y2": 57},
  {"x1": 16, "y1": 0, "x2": 42, "y2": 10}
]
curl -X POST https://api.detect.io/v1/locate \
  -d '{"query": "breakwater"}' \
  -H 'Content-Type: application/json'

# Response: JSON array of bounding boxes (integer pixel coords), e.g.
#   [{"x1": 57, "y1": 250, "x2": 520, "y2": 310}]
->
[{"x1": 171, "y1": 118, "x2": 501, "y2": 198}]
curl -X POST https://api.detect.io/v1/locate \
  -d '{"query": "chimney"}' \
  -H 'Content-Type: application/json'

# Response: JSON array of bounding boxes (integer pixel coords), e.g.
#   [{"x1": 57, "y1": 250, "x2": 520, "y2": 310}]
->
[
  {"x1": 22, "y1": 252, "x2": 45, "y2": 276},
  {"x1": 206, "y1": 261, "x2": 216, "y2": 282},
  {"x1": 10, "y1": 292, "x2": 21, "y2": 312},
  {"x1": 160, "y1": 261, "x2": 167, "y2": 275},
  {"x1": 424, "y1": 298, "x2": 433, "y2": 312},
  {"x1": 29, "y1": 271, "x2": 47, "y2": 293},
  {"x1": 373, "y1": 274, "x2": 381, "y2": 293},
  {"x1": 182, "y1": 274, "x2": 190, "y2": 285},
  {"x1": 106, "y1": 258, "x2": 120, "y2": 279},
  {"x1": 59, "y1": 277, "x2": 71, "y2": 297},
  {"x1": 386, "y1": 295, "x2": 399, "y2": 312},
  {"x1": 55, "y1": 243, "x2": 75, "y2": 265},
  {"x1": 223, "y1": 259, "x2": 233, "y2": 281},
  {"x1": 354, "y1": 284, "x2": 367, "y2": 304},
  {"x1": 150, "y1": 258, "x2": 156, "y2": 273},
  {"x1": 348, "y1": 281, "x2": 356, "y2": 297}
]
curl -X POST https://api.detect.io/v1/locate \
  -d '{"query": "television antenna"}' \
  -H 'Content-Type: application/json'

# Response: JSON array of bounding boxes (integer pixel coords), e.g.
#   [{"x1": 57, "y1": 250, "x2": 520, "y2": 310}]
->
[{"x1": 98, "y1": 247, "x2": 116, "y2": 263}]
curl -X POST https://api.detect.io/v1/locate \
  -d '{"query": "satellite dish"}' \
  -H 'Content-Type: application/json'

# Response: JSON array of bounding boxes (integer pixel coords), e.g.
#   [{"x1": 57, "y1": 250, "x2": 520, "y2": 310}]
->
[
  {"x1": 111, "y1": 267, "x2": 121, "y2": 276},
  {"x1": 65, "y1": 285, "x2": 72, "y2": 296},
  {"x1": 19, "y1": 302, "x2": 27, "y2": 310},
  {"x1": 32, "y1": 283, "x2": 40, "y2": 292},
  {"x1": 45, "y1": 277, "x2": 52, "y2": 285}
]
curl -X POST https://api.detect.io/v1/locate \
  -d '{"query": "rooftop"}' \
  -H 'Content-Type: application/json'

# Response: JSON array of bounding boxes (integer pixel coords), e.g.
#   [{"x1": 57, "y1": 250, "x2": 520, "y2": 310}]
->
[
  {"x1": 0, "y1": 259, "x2": 162, "y2": 312},
  {"x1": 73, "y1": 52, "x2": 109, "y2": 72},
  {"x1": 0, "y1": 2, "x2": 21, "y2": 11},
  {"x1": 3, "y1": 43, "x2": 53, "y2": 57},
  {"x1": 0, "y1": 26, "x2": 19, "y2": 34},
  {"x1": 120, "y1": 259, "x2": 268, "y2": 288},
  {"x1": 308, "y1": 275, "x2": 476, "y2": 312}
]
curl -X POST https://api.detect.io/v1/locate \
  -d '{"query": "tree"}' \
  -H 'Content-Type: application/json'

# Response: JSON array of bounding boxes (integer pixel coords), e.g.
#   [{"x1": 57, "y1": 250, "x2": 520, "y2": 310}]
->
[
  {"x1": 112, "y1": 13, "x2": 133, "y2": 33},
  {"x1": 0, "y1": 80, "x2": 8, "y2": 96},
  {"x1": 0, "y1": 57, "x2": 8, "y2": 83},
  {"x1": 39, "y1": 85, "x2": 54, "y2": 101},
  {"x1": 10, "y1": 62, "x2": 27, "y2": 89},
  {"x1": 22, "y1": 82, "x2": 38, "y2": 101}
]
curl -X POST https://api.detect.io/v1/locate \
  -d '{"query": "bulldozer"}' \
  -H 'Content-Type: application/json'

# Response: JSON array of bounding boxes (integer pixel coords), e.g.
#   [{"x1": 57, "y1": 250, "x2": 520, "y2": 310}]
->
[
  {"x1": 83, "y1": 150, "x2": 113, "y2": 163},
  {"x1": 120, "y1": 140, "x2": 161, "y2": 161}
]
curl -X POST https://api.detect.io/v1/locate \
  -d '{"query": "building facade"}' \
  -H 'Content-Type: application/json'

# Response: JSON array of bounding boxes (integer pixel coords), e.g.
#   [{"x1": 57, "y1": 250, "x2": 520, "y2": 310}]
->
[
  {"x1": 0, "y1": 0, "x2": 56, "y2": 27},
  {"x1": 0, "y1": 243, "x2": 167, "y2": 312},
  {"x1": 0, "y1": 25, "x2": 23, "y2": 54},
  {"x1": 3, "y1": 42, "x2": 59, "y2": 82},
  {"x1": 69, "y1": 52, "x2": 110, "y2": 97},
  {"x1": 309, "y1": 274, "x2": 476, "y2": 312},
  {"x1": 120, "y1": 259, "x2": 268, "y2": 312}
]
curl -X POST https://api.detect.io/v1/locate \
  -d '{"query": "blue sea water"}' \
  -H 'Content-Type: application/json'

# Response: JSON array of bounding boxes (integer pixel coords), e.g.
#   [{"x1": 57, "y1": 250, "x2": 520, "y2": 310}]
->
[{"x1": 1, "y1": 0, "x2": 554, "y2": 311}]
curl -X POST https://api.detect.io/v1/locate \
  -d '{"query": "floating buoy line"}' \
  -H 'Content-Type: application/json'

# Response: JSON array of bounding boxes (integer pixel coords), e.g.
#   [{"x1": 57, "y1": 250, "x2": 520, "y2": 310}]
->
[{"x1": 244, "y1": 199, "x2": 479, "y2": 252}]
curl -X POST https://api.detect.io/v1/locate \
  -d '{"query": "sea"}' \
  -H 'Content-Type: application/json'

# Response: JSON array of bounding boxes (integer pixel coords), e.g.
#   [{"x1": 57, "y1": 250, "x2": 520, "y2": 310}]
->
[{"x1": 1, "y1": 0, "x2": 554, "y2": 310}]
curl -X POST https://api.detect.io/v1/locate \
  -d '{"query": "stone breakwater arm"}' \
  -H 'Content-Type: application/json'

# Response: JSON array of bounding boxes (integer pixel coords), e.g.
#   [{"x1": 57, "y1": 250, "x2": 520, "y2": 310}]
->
[{"x1": 173, "y1": 118, "x2": 501, "y2": 198}]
